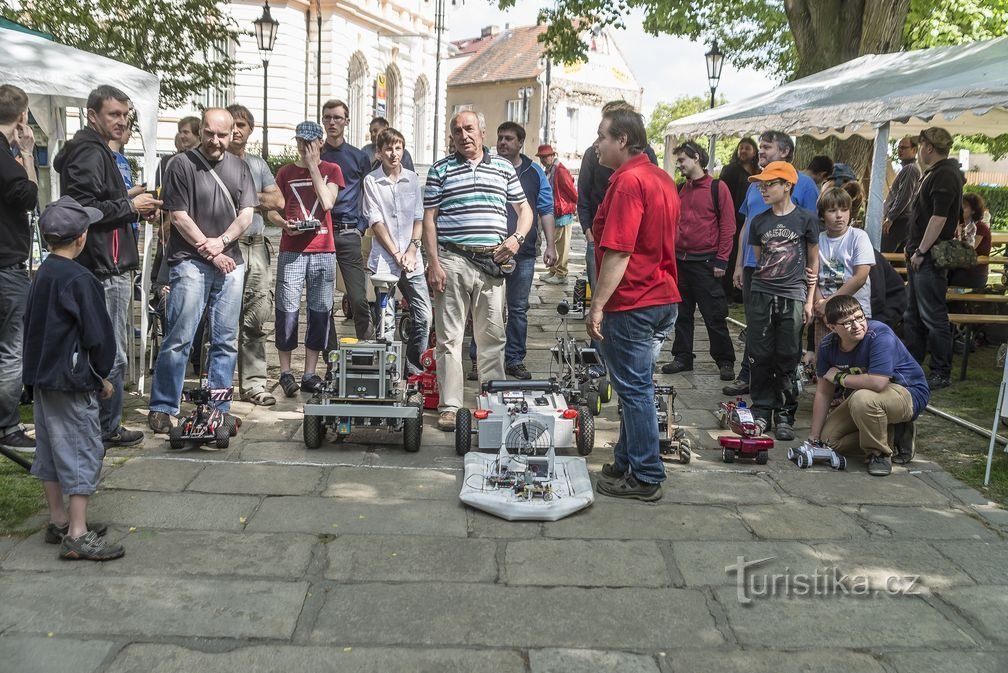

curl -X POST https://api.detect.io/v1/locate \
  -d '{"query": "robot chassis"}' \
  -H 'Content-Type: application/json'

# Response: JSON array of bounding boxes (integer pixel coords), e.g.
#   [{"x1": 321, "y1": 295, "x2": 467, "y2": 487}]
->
[
  {"x1": 169, "y1": 383, "x2": 241, "y2": 450},
  {"x1": 615, "y1": 382, "x2": 692, "y2": 464},
  {"x1": 715, "y1": 398, "x2": 773, "y2": 464},
  {"x1": 787, "y1": 439, "x2": 848, "y2": 470}
]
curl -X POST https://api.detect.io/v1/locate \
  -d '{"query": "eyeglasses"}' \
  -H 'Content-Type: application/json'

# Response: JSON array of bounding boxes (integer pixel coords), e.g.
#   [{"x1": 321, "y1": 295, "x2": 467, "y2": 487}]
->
[
  {"x1": 835, "y1": 314, "x2": 867, "y2": 330},
  {"x1": 758, "y1": 179, "x2": 787, "y2": 190},
  {"x1": 323, "y1": 115, "x2": 347, "y2": 123}
]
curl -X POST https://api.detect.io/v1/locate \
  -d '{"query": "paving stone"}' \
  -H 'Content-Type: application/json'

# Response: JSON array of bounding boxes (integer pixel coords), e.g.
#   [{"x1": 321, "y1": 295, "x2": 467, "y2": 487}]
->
[
  {"x1": 772, "y1": 471, "x2": 950, "y2": 506},
  {"x1": 311, "y1": 582, "x2": 723, "y2": 649},
  {"x1": 187, "y1": 462, "x2": 325, "y2": 495},
  {"x1": 529, "y1": 648, "x2": 660, "y2": 673},
  {"x1": 664, "y1": 649, "x2": 886, "y2": 673},
  {"x1": 885, "y1": 650, "x2": 1008, "y2": 673},
  {"x1": 971, "y1": 503, "x2": 1008, "y2": 528},
  {"x1": 660, "y1": 471, "x2": 782, "y2": 505},
  {"x1": 937, "y1": 586, "x2": 1008, "y2": 643},
  {"x1": 810, "y1": 540, "x2": 974, "y2": 590},
  {"x1": 2, "y1": 530, "x2": 316, "y2": 578},
  {"x1": 323, "y1": 466, "x2": 460, "y2": 500},
  {"x1": 324, "y1": 535, "x2": 497, "y2": 582},
  {"x1": 505, "y1": 539, "x2": 669, "y2": 587},
  {"x1": 739, "y1": 503, "x2": 868, "y2": 540},
  {"x1": 467, "y1": 509, "x2": 544, "y2": 538},
  {"x1": 0, "y1": 636, "x2": 115, "y2": 673},
  {"x1": 672, "y1": 540, "x2": 820, "y2": 587},
  {"x1": 0, "y1": 575, "x2": 307, "y2": 639},
  {"x1": 931, "y1": 540, "x2": 1008, "y2": 584},
  {"x1": 714, "y1": 589, "x2": 975, "y2": 648},
  {"x1": 856, "y1": 505, "x2": 996, "y2": 540},
  {"x1": 544, "y1": 502, "x2": 751, "y2": 541},
  {"x1": 238, "y1": 440, "x2": 370, "y2": 465},
  {"x1": 0, "y1": 535, "x2": 17, "y2": 560},
  {"x1": 99, "y1": 458, "x2": 204, "y2": 492},
  {"x1": 246, "y1": 495, "x2": 468, "y2": 536},
  {"x1": 104, "y1": 644, "x2": 527, "y2": 673},
  {"x1": 86, "y1": 491, "x2": 259, "y2": 531}
]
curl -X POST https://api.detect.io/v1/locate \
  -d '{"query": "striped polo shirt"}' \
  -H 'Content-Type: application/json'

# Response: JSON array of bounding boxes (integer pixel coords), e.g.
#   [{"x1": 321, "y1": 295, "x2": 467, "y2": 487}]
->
[{"x1": 423, "y1": 147, "x2": 526, "y2": 246}]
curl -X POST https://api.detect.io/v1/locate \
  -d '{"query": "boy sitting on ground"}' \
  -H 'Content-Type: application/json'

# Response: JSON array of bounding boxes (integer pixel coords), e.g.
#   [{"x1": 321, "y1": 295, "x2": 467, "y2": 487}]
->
[
  {"x1": 23, "y1": 197, "x2": 123, "y2": 560},
  {"x1": 808, "y1": 295, "x2": 929, "y2": 476}
]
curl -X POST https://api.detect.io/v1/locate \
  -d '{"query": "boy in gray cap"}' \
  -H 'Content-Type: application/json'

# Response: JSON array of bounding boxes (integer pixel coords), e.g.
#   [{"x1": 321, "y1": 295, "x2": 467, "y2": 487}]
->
[{"x1": 23, "y1": 196, "x2": 124, "y2": 561}]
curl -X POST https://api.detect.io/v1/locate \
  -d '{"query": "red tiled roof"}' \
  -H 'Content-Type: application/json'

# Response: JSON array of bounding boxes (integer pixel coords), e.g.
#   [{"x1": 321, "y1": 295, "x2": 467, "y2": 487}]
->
[{"x1": 448, "y1": 25, "x2": 547, "y2": 86}]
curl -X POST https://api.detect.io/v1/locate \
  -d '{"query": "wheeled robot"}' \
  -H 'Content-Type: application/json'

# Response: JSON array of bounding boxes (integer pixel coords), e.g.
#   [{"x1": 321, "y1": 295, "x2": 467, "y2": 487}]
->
[
  {"x1": 571, "y1": 276, "x2": 591, "y2": 319},
  {"x1": 787, "y1": 439, "x2": 847, "y2": 470},
  {"x1": 716, "y1": 398, "x2": 773, "y2": 464},
  {"x1": 550, "y1": 300, "x2": 611, "y2": 416},
  {"x1": 302, "y1": 338, "x2": 423, "y2": 452},
  {"x1": 615, "y1": 382, "x2": 691, "y2": 463},
  {"x1": 168, "y1": 382, "x2": 240, "y2": 450},
  {"x1": 405, "y1": 347, "x2": 439, "y2": 410},
  {"x1": 455, "y1": 379, "x2": 594, "y2": 457}
]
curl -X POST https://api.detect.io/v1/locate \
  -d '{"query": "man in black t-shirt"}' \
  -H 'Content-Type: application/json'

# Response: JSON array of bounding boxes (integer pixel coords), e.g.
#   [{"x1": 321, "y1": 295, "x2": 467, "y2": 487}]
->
[{"x1": 148, "y1": 108, "x2": 258, "y2": 434}]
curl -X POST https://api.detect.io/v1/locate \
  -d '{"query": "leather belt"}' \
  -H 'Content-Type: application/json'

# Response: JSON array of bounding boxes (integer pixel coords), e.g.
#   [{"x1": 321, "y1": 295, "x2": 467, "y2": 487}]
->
[
  {"x1": 334, "y1": 223, "x2": 359, "y2": 232},
  {"x1": 240, "y1": 234, "x2": 265, "y2": 244},
  {"x1": 443, "y1": 242, "x2": 498, "y2": 254}
]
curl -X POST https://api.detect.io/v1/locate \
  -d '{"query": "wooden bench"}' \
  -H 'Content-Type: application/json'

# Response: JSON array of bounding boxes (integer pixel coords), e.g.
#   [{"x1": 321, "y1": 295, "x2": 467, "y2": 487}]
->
[{"x1": 947, "y1": 294, "x2": 1008, "y2": 379}]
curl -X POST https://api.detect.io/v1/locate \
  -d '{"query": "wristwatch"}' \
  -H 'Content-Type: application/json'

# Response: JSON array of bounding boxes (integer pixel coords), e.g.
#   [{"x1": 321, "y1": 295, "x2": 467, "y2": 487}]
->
[
  {"x1": 511, "y1": 232, "x2": 525, "y2": 244},
  {"x1": 411, "y1": 238, "x2": 422, "y2": 249},
  {"x1": 221, "y1": 234, "x2": 232, "y2": 246}
]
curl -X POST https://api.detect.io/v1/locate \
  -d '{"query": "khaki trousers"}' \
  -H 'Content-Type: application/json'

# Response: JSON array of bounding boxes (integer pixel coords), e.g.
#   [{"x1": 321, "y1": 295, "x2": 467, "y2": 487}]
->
[
  {"x1": 547, "y1": 224, "x2": 571, "y2": 277},
  {"x1": 433, "y1": 248, "x2": 505, "y2": 411},
  {"x1": 237, "y1": 238, "x2": 273, "y2": 396},
  {"x1": 821, "y1": 384, "x2": 914, "y2": 457}
]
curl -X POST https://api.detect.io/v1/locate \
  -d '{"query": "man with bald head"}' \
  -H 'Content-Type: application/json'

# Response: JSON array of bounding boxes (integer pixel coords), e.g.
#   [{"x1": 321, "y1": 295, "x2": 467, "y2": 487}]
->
[{"x1": 148, "y1": 108, "x2": 259, "y2": 433}]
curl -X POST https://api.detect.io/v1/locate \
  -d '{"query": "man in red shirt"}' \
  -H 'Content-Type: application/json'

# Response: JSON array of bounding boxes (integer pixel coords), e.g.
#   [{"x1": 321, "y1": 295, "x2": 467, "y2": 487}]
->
[{"x1": 587, "y1": 106, "x2": 681, "y2": 501}]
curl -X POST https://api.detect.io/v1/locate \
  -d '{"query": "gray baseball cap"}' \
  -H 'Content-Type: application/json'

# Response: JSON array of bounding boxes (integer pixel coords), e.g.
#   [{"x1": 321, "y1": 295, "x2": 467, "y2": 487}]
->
[
  {"x1": 39, "y1": 196, "x2": 103, "y2": 241},
  {"x1": 295, "y1": 121, "x2": 324, "y2": 141}
]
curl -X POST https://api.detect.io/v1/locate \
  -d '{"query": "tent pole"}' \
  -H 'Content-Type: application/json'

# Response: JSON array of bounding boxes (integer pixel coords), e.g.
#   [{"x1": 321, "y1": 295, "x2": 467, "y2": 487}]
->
[{"x1": 865, "y1": 122, "x2": 890, "y2": 248}]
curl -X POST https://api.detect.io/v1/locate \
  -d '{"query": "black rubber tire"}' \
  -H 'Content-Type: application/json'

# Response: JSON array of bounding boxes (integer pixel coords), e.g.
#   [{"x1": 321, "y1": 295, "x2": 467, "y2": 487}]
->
[
  {"x1": 225, "y1": 414, "x2": 239, "y2": 437},
  {"x1": 587, "y1": 391, "x2": 602, "y2": 417},
  {"x1": 599, "y1": 377, "x2": 612, "y2": 403},
  {"x1": 797, "y1": 453, "x2": 810, "y2": 469},
  {"x1": 722, "y1": 447, "x2": 735, "y2": 463},
  {"x1": 215, "y1": 426, "x2": 230, "y2": 449},
  {"x1": 836, "y1": 455, "x2": 847, "y2": 471},
  {"x1": 303, "y1": 414, "x2": 323, "y2": 449},
  {"x1": 341, "y1": 294, "x2": 353, "y2": 319},
  {"x1": 576, "y1": 405, "x2": 594, "y2": 456},
  {"x1": 168, "y1": 424, "x2": 185, "y2": 450},
  {"x1": 679, "y1": 438, "x2": 692, "y2": 464},
  {"x1": 455, "y1": 408, "x2": 472, "y2": 455},
  {"x1": 397, "y1": 314, "x2": 412, "y2": 343},
  {"x1": 403, "y1": 402, "x2": 423, "y2": 453},
  {"x1": 756, "y1": 449, "x2": 769, "y2": 465}
]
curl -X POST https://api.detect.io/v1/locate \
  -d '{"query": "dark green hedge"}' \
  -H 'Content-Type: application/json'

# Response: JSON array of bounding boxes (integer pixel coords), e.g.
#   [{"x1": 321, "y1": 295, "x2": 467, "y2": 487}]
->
[{"x1": 966, "y1": 184, "x2": 1008, "y2": 230}]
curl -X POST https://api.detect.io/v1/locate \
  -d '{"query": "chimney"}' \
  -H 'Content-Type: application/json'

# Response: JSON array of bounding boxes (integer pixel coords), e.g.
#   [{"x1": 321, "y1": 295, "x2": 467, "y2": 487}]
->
[{"x1": 481, "y1": 25, "x2": 500, "y2": 38}]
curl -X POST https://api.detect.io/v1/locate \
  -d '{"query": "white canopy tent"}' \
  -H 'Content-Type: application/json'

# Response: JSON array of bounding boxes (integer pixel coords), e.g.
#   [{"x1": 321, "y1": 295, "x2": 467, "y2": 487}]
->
[
  {"x1": 664, "y1": 37, "x2": 1008, "y2": 247},
  {"x1": 2, "y1": 25, "x2": 161, "y2": 388}
]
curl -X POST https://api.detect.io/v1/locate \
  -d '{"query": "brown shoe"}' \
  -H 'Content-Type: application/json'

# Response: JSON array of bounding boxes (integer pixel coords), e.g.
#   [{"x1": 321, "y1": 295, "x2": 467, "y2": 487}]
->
[
  {"x1": 147, "y1": 411, "x2": 173, "y2": 434},
  {"x1": 437, "y1": 410, "x2": 456, "y2": 431}
]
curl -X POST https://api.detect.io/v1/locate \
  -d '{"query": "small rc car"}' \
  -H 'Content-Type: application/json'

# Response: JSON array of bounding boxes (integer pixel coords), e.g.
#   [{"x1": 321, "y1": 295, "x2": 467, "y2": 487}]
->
[
  {"x1": 550, "y1": 300, "x2": 611, "y2": 415},
  {"x1": 456, "y1": 379, "x2": 593, "y2": 457},
  {"x1": 716, "y1": 398, "x2": 773, "y2": 464},
  {"x1": 616, "y1": 382, "x2": 691, "y2": 464},
  {"x1": 405, "y1": 347, "x2": 439, "y2": 410},
  {"x1": 168, "y1": 382, "x2": 240, "y2": 450},
  {"x1": 787, "y1": 439, "x2": 847, "y2": 470}
]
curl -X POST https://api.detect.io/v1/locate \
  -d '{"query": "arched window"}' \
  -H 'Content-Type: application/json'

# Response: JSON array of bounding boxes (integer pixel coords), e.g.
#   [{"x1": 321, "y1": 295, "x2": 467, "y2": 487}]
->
[
  {"x1": 413, "y1": 76, "x2": 429, "y2": 162},
  {"x1": 347, "y1": 52, "x2": 368, "y2": 147},
  {"x1": 385, "y1": 63, "x2": 402, "y2": 127}
]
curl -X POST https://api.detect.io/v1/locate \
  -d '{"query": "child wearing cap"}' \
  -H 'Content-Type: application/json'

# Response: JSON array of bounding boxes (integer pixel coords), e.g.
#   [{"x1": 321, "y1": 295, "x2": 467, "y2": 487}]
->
[
  {"x1": 746, "y1": 161, "x2": 820, "y2": 440},
  {"x1": 23, "y1": 196, "x2": 123, "y2": 561},
  {"x1": 272, "y1": 121, "x2": 345, "y2": 397}
]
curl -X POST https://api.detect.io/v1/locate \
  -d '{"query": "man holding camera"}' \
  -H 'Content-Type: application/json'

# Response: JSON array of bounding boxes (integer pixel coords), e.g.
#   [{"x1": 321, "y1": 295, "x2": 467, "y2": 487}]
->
[{"x1": 272, "y1": 122, "x2": 343, "y2": 397}]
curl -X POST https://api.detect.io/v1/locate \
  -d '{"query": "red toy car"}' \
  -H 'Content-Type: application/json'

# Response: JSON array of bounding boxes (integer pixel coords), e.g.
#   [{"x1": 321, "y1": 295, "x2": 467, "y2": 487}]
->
[
  {"x1": 716, "y1": 398, "x2": 773, "y2": 464},
  {"x1": 406, "y1": 347, "x2": 440, "y2": 410}
]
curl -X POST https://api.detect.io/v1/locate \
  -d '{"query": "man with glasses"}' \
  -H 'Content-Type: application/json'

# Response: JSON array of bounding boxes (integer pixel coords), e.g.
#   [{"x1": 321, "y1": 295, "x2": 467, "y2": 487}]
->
[
  {"x1": 881, "y1": 136, "x2": 920, "y2": 252},
  {"x1": 905, "y1": 126, "x2": 963, "y2": 391},
  {"x1": 808, "y1": 294, "x2": 929, "y2": 476},
  {"x1": 320, "y1": 100, "x2": 374, "y2": 342}
]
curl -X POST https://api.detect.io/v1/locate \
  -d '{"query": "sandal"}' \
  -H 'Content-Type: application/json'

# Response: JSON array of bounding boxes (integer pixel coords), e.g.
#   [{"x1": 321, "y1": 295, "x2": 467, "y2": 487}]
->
[{"x1": 243, "y1": 389, "x2": 276, "y2": 406}]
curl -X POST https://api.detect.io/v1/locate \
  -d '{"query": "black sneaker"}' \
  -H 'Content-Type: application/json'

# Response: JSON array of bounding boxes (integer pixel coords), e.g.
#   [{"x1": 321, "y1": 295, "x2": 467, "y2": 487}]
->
[
  {"x1": 279, "y1": 371, "x2": 299, "y2": 397},
  {"x1": 596, "y1": 474, "x2": 663, "y2": 502},
  {"x1": 467, "y1": 361, "x2": 478, "y2": 381},
  {"x1": 147, "y1": 411, "x2": 173, "y2": 434},
  {"x1": 660, "y1": 359, "x2": 692, "y2": 375},
  {"x1": 892, "y1": 421, "x2": 917, "y2": 465},
  {"x1": 505, "y1": 362, "x2": 533, "y2": 380},
  {"x1": 722, "y1": 378, "x2": 750, "y2": 396},
  {"x1": 45, "y1": 522, "x2": 108, "y2": 544},
  {"x1": 927, "y1": 374, "x2": 951, "y2": 391},
  {"x1": 867, "y1": 454, "x2": 892, "y2": 477},
  {"x1": 775, "y1": 422, "x2": 795, "y2": 441},
  {"x1": 0, "y1": 429, "x2": 35, "y2": 450},
  {"x1": 599, "y1": 463, "x2": 626, "y2": 481},
  {"x1": 718, "y1": 363, "x2": 735, "y2": 381},
  {"x1": 59, "y1": 530, "x2": 125, "y2": 561},
  {"x1": 103, "y1": 425, "x2": 144, "y2": 448},
  {"x1": 300, "y1": 373, "x2": 324, "y2": 394}
]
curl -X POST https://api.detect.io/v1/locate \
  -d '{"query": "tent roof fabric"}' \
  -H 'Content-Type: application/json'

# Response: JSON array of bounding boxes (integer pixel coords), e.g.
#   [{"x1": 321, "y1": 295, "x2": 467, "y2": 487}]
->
[{"x1": 664, "y1": 37, "x2": 1008, "y2": 140}]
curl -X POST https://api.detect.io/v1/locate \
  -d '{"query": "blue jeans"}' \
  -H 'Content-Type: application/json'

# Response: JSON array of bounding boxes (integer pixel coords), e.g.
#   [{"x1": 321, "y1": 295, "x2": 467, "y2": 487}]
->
[
  {"x1": 150, "y1": 258, "x2": 244, "y2": 415},
  {"x1": 504, "y1": 255, "x2": 536, "y2": 366},
  {"x1": 99, "y1": 274, "x2": 131, "y2": 436},
  {"x1": 904, "y1": 255, "x2": 951, "y2": 378},
  {"x1": 599, "y1": 303, "x2": 677, "y2": 484},
  {"x1": 0, "y1": 266, "x2": 29, "y2": 434},
  {"x1": 584, "y1": 239, "x2": 605, "y2": 367}
]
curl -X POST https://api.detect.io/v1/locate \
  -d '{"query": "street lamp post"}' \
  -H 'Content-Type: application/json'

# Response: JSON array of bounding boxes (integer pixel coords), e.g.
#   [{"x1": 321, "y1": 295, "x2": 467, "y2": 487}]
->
[
  {"x1": 253, "y1": 1, "x2": 280, "y2": 160},
  {"x1": 704, "y1": 40, "x2": 724, "y2": 165}
]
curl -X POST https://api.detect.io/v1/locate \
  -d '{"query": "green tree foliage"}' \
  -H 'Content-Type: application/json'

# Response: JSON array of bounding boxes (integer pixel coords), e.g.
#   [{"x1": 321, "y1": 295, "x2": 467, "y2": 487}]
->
[
  {"x1": 645, "y1": 95, "x2": 734, "y2": 165},
  {"x1": 0, "y1": 0, "x2": 241, "y2": 110}
]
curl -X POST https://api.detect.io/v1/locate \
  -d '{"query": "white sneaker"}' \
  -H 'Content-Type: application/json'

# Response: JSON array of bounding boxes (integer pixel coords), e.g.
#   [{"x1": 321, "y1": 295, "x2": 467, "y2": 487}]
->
[
  {"x1": 538, "y1": 271, "x2": 555, "y2": 282},
  {"x1": 544, "y1": 274, "x2": 567, "y2": 285}
]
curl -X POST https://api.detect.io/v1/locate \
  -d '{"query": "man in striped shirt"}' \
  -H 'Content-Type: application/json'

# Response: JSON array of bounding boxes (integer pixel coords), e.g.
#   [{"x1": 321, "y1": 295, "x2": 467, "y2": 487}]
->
[{"x1": 423, "y1": 110, "x2": 534, "y2": 431}]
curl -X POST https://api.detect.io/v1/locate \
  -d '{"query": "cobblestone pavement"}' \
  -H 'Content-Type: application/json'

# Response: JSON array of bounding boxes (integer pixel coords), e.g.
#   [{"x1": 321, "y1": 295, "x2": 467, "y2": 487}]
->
[{"x1": 2, "y1": 232, "x2": 1007, "y2": 673}]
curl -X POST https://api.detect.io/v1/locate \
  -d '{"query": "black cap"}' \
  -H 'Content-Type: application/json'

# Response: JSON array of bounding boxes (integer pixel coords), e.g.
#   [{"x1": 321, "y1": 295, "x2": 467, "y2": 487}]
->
[{"x1": 39, "y1": 196, "x2": 103, "y2": 242}]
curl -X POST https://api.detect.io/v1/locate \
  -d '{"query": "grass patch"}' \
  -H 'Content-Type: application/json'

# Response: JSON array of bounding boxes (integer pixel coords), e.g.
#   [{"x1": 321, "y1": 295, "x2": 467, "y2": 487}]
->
[
  {"x1": 947, "y1": 451, "x2": 1008, "y2": 505},
  {"x1": 927, "y1": 343, "x2": 1003, "y2": 427},
  {"x1": 1, "y1": 404, "x2": 41, "y2": 535}
]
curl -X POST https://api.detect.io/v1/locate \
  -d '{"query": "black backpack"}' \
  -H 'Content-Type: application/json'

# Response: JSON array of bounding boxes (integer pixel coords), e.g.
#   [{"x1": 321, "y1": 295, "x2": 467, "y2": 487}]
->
[{"x1": 677, "y1": 178, "x2": 721, "y2": 216}]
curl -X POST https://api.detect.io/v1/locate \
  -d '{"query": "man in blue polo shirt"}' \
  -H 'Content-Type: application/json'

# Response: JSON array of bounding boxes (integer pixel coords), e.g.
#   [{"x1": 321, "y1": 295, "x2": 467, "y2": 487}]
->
[
  {"x1": 320, "y1": 99, "x2": 374, "y2": 342},
  {"x1": 495, "y1": 121, "x2": 556, "y2": 379},
  {"x1": 423, "y1": 110, "x2": 534, "y2": 431}
]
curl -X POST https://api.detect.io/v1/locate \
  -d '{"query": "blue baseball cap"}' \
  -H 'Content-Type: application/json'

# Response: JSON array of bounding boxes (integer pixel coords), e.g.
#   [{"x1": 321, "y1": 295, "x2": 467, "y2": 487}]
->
[{"x1": 295, "y1": 121, "x2": 324, "y2": 141}]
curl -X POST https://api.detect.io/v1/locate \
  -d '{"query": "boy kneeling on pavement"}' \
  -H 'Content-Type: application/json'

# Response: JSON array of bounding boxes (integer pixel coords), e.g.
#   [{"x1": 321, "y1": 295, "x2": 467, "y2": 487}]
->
[
  {"x1": 24, "y1": 197, "x2": 123, "y2": 560},
  {"x1": 808, "y1": 294, "x2": 929, "y2": 476}
]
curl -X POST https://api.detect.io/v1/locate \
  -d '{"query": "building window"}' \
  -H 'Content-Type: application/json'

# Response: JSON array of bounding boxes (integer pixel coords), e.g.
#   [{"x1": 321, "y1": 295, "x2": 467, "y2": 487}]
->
[
  {"x1": 384, "y1": 64, "x2": 402, "y2": 127},
  {"x1": 506, "y1": 99, "x2": 522, "y2": 123},
  {"x1": 414, "y1": 76, "x2": 429, "y2": 161},
  {"x1": 196, "y1": 37, "x2": 234, "y2": 109},
  {"x1": 348, "y1": 52, "x2": 368, "y2": 147}
]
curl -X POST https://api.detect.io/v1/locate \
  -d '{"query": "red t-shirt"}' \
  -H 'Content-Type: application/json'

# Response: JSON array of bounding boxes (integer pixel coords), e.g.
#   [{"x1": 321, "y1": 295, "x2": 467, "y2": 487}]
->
[
  {"x1": 593, "y1": 153, "x2": 681, "y2": 312},
  {"x1": 276, "y1": 161, "x2": 345, "y2": 253}
]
